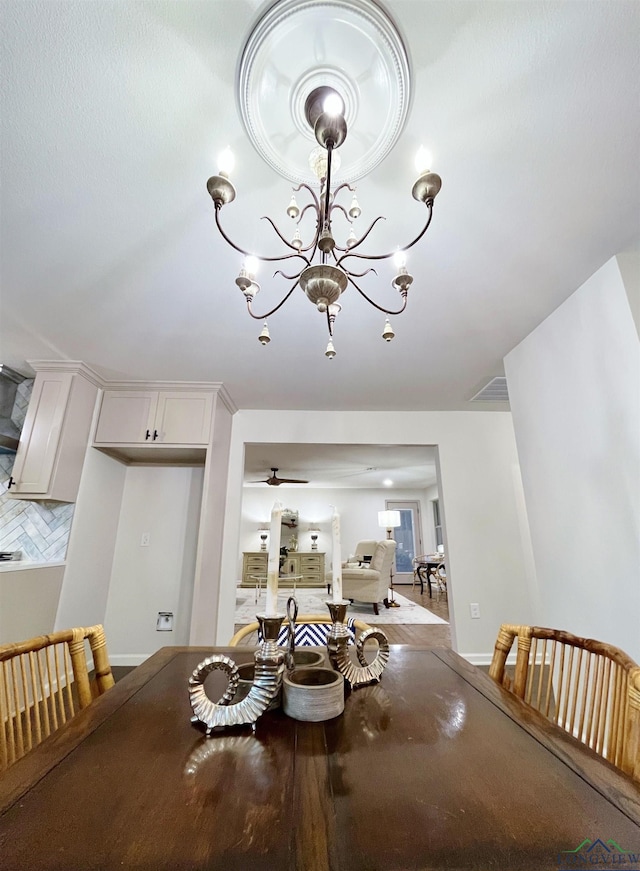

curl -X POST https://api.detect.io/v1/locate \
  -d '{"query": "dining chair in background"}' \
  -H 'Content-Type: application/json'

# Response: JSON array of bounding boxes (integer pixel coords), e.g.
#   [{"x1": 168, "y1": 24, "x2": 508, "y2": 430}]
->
[
  {"x1": 229, "y1": 614, "x2": 372, "y2": 647},
  {"x1": 489, "y1": 623, "x2": 640, "y2": 782},
  {"x1": 0, "y1": 624, "x2": 114, "y2": 770}
]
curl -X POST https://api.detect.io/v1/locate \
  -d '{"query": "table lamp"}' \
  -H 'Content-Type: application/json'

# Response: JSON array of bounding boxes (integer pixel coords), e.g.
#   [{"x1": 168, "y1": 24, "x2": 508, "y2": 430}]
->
[
  {"x1": 308, "y1": 525, "x2": 321, "y2": 550},
  {"x1": 258, "y1": 525, "x2": 269, "y2": 551},
  {"x1": 378, "y1": 510, "x2": 401, "y2": 539},
  {"x1": 378, "y1": 510, "x2": 401, "y2": 607}
]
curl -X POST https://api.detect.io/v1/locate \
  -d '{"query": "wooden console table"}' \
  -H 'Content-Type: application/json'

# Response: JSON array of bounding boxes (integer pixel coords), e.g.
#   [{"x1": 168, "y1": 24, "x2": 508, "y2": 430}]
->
[{"x1": 242, "y1": 551, "x2": 325, "y2": 588}]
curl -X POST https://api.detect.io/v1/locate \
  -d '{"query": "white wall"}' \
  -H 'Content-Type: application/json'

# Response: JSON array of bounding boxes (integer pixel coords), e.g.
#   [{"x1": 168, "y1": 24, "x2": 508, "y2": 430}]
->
[
  {"x1": 239, "y1": 487, "x2": 432, "y2": 579},
  {"x1": 104, "y1": 465, "x2": 203, "y2": 664},
  {"x1": 617, "y1": 248, "x2": 640, "y2": 340},
  {"x1": 189, "y1": 397, "x2": 233, "y2": 645},
  {"x1": 55, "y1": 447, "x2": 127, "y2": 631},
  {"x1": 505, "y1": 256, "x2": 640, "y2": 660},
  {"x1": 210, "y1": 411, "x2": 534, "y2": 660}
]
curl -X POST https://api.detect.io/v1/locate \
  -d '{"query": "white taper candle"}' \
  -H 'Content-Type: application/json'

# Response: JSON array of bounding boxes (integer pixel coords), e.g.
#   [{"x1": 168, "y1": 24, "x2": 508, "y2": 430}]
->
[
  {"x1": 265, "y1": 501, "x2": 283, "y2": 615},
  {"x1": 331, "y1": 507, "x2": 342, "y2": 602}
]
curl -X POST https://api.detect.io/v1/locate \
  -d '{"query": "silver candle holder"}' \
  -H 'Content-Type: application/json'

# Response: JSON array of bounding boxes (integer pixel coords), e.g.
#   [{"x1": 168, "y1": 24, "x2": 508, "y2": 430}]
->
[
  {"x1": 326, "y1": 601, "x2": 390, "y2": 689},
  {"x1": 189, "y1": 614, "x2": 285, "y2": 734}
]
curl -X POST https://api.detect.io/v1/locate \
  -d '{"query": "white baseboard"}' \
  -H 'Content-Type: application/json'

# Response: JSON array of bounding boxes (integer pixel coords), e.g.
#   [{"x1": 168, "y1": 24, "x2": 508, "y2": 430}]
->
[
  {"x1": 110, "y1": 654, "x2": 150, "y2": 667},
  {"x1": 459, "y1": 652, "x2": 517, "y2": 667}
]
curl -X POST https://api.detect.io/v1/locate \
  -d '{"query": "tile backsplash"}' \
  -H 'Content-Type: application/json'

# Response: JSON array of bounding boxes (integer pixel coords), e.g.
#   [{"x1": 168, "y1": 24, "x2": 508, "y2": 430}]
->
[{"x1": 0, "y1": 380, "x2": 74, "y2": 561}]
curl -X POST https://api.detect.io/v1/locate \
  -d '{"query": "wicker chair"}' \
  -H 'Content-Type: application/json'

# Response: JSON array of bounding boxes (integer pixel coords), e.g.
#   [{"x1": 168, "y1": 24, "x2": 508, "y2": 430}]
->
[
  {"x1": 229, "y1": 613, "x2": 371, "y2": 646},
  {"x1": 489, "y1": 624, "x2": 640, "y2": 782},
  {"x1": 0, "y1": 624, "x2": 115, "y2": 770}
]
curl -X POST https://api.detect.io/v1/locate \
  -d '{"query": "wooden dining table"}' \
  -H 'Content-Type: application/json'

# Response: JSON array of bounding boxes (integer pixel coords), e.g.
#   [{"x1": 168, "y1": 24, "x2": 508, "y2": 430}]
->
[{"x1": 1, "y1": 645, "x2": 639, "y2": 870}]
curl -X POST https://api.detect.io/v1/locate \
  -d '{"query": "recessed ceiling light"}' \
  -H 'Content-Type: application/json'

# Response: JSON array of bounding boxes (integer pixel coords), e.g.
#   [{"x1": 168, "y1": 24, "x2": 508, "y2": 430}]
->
[{"x1": 383, "y1": 478, "x2": 393, "y2": 487}]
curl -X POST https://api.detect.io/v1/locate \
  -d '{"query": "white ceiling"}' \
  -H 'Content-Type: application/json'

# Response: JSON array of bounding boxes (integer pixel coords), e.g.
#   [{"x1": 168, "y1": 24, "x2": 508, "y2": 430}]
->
[
  {"x1": 1, "y1": 1, "x2": 639, "y2": 412},
  {"x1": 243, "y1": 443, "x2": 437, "y2": 489}
]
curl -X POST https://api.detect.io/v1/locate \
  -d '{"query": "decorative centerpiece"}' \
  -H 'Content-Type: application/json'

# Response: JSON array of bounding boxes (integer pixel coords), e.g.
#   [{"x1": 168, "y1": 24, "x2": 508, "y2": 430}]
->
[
  {"x1": 188, "y1": 502, "x2": 390, "y2": 734},
  {"x1": 189, "y1": 502, "x2": 287, "y2": 734},
  {"x1": 325, "y1": 508, "x2": 390, "y2": 689},
  {"x1": 188, "y1": 614, "x2": 285, "y2": 734},
  {"x1": 326, "y1": 601, "x2": 389, "y2": 688}
]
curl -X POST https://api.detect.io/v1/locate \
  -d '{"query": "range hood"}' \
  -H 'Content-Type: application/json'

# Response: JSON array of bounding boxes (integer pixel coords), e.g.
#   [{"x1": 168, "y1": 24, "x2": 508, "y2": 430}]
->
[{"x1": 0, "y1": 365, "x2": 28, "y2": 454}]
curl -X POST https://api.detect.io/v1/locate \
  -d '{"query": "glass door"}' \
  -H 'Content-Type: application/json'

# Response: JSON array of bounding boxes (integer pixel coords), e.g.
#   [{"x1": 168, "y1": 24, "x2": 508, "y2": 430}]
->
[{"x1": 385, "y1": 500, "x2": 423, "y2": 583}]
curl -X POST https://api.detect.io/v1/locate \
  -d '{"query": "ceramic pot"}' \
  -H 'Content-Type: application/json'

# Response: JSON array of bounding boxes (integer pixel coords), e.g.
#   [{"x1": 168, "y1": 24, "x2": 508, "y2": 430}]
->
[
  {"x1": 283, "y1": 667, "x2": 345, "y2": 721},
  {"x1": 292, "y1": 649, "x2": 325, "y2": 668}
]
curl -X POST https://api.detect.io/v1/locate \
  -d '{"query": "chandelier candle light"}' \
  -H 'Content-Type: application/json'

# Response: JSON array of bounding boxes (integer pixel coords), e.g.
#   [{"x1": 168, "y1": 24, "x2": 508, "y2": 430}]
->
[
  {"x1": 206, "y1": 88, "x2": 441, "y2": 357},
  {"x1": 265, "y1": 501, "x2": 283, "y2": 616},
  {"x1": 331, "y1": 507, "x2": 342, "y2": 603}
]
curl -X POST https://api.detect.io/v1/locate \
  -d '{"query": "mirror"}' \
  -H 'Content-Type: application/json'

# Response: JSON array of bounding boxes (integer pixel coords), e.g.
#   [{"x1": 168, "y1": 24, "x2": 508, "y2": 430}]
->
[{"x1": 281, "y1": 509, "x2": 299, "y2": 550}]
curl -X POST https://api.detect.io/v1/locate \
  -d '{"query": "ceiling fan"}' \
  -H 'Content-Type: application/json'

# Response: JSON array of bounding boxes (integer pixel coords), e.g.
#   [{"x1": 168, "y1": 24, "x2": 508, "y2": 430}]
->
[{"x1": 251, "y1": 467, "x2": 309, "y2": 486}]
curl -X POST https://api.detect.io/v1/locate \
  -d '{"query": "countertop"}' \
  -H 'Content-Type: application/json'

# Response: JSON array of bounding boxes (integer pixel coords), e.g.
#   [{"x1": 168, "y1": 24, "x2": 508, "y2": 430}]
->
[{"x1": 0, "y1": 560, "x2": 65, "y2": 573}]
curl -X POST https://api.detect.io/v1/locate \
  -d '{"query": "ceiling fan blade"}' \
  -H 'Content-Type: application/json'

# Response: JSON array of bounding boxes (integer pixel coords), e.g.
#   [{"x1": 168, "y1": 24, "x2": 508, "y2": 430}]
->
[
  {"x1": 247, "y1": 467, "x2": 309, "y2": 485},
  {"x1": 274, "y1": 477, "x2": 309, "y2": 484}
]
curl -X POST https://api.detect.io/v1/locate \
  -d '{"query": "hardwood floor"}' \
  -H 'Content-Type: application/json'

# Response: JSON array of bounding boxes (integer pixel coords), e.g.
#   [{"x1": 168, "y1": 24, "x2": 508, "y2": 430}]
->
[
  {"x1": 381, "y1": 584, "x2": 451, "y2": 647},
  {"x1": 230, "y1": 584, "x2": 451, "y2": 649},
  {"x1": 112, "y1": 586, "x2": 450, "y2": 683}
]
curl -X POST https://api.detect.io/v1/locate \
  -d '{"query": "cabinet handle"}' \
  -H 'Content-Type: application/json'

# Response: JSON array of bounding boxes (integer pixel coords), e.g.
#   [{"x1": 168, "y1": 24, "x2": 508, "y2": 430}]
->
[
  {"x1": 145, "y1": 430, "x2": 151, "y2": 440},
  {"x1": 152, "y1": 430, "x2": 159, "y2": 441},
  {"x1": 7, "y1": 476, "x2": 15, "y2": 490}
]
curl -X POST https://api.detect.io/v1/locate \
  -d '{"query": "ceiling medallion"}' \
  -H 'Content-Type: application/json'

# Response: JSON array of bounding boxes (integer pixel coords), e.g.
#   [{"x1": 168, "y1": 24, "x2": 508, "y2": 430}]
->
[
  {"x1": 236, "y1": 0, "x2": 412, "y2": 185},
  {"x1": 206, "y1": 0, "x2": 442, "y2": 358}
]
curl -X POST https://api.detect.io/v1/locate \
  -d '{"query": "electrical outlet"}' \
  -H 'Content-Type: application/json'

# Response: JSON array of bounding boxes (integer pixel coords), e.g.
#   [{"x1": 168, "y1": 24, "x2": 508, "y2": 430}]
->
[
  {"x1": 141, "y1": 532, "x2": 150, "y2": 547},
  {"x1": 470, "y1": 602, "x2": 480, "y2": 619},
  {"x1": 156, "y1": 612, "x2": 173, "y2": 631}
]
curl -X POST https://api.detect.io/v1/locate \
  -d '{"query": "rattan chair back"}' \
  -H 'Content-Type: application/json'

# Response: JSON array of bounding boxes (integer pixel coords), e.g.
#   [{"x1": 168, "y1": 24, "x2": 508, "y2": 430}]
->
[
  {"x1": 489, "y1": 624, "x2": 640, "y2": 782},
  {"x1": 0, "y1": 624, "x2": 115, "y2": 770}
]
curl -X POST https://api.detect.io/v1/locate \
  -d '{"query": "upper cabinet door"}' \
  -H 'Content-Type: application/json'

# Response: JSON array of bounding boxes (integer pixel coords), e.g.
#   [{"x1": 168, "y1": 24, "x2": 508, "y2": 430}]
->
[
  {"x1": 155, "y1": 392, "x2": 212, "y2": 445},
  {"x1": 11, "y1": 373, "x2": 73, "y2": 494},
  {"x1": 94, "y1": 391, "x2": 157, "y2": 444}
]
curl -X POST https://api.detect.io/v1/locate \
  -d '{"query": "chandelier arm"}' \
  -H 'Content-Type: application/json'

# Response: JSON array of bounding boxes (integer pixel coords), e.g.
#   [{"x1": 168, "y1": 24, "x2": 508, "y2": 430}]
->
[
  {"x1": 338, "y1": 202, "x2": 435, "y2": 264},
  {"x1": 342, "y1": 266, "x2": 378, "y2": 279},
  {"x1": 292, "y1": 183, "x2": 321, "y2": 212},
  {"x1": 347, "y1": 276, "x2": 409, "y2": 316},
  {"x1": 329, "y1": 204, "x2": 351, "y2": 224},
  {"x1": 298, "y1": 202, "x2": 320, "y2": 223},
  {"x1": 334, "y1": 216, "x2": 387, "y2": 263},
  {"x1": 215, "y1": 207, "x2": 309, "y2": 265},
  {"x1": 330, "y1": 182, "x2": 356, "y2": 200},
  {"x1": 258, "y1": 215, "x2": 311, "y2": 266},
  {"x1": 246, "y1": 282, "x2": 300, "y2": 320},
  {"x1": 273, "y1": 268, "x2": 305, "y2": 280}
]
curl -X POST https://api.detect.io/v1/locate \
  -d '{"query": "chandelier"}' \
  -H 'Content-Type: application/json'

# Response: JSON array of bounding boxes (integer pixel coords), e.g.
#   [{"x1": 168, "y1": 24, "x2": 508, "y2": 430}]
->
[{"x1": 206, "y1": 86, "x2": 441, "y2": 358}]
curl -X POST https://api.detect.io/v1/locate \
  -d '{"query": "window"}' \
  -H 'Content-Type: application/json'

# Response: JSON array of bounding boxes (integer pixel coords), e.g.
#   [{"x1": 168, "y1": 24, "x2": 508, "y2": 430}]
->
[{"x1": 433, "y1": 499, "x2": 443, "y2": 549}]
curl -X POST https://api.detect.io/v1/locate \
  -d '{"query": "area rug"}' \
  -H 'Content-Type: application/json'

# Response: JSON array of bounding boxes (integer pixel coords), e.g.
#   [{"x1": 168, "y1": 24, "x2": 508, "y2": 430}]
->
[{"x1": 235, "y1": 588, "x2": 447, "y2": 626}]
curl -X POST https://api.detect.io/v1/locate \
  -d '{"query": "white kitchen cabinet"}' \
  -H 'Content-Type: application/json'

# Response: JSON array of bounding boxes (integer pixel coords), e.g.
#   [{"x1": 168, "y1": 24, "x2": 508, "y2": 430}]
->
[
  {"x1": 94, "y1": 390, "x2": 213, "y2": 446},
  {"x1": 9, "y1": 369, "x2": 99, "y2": 502}
]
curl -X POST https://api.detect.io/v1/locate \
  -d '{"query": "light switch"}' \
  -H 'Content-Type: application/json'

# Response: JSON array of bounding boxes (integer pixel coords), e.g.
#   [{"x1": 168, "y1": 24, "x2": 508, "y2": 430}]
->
[{"x1": 141, "y1": 532, "x2": 150, "y2": 547}]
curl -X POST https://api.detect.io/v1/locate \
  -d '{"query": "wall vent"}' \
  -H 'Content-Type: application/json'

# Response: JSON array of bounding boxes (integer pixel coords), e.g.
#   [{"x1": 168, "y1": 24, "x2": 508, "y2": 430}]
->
[{"x1": 470, "y1": 376, "x2": 509, "y2": 403}]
